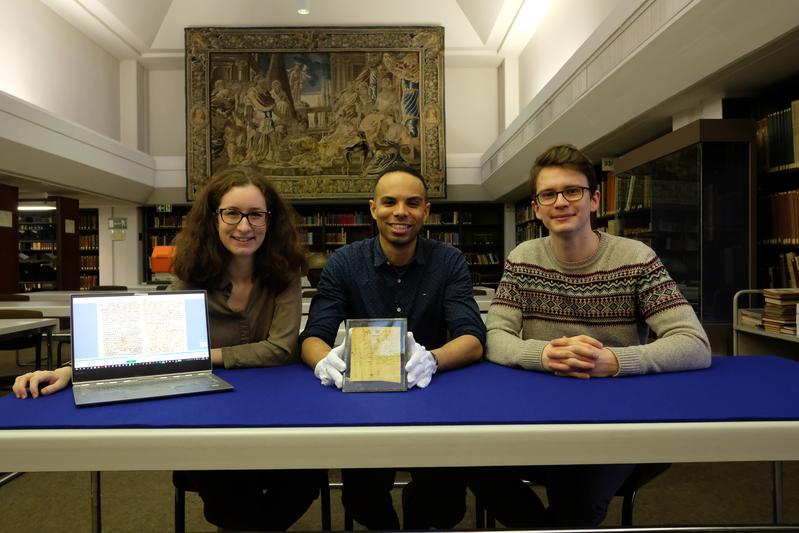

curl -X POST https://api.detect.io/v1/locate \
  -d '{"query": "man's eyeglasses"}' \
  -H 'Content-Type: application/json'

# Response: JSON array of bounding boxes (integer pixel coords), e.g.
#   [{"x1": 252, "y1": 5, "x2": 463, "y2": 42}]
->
[
  {"x1": 534, "y1": 187, "x2": 592, "y2": 206},
  {"x1": 217, "y1": 208, "x2": 271, "y2": 227}
]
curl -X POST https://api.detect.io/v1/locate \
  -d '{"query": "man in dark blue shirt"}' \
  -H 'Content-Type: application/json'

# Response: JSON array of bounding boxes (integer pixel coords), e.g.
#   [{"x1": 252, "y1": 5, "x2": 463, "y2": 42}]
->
[{"x1": 300, "y1": 165, "x2": 485, "y2": 529}]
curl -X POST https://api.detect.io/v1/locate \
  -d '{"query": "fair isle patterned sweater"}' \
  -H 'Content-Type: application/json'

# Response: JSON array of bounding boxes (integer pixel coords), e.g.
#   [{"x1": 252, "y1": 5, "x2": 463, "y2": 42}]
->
[{"x1": 486, "y1": 232, "x2": 711, "y2": 375}]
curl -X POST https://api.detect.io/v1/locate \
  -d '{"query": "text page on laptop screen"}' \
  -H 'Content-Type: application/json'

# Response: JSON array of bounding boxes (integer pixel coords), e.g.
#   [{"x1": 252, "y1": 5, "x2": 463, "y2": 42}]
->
[{"x1": 71, "y1": 292, "x2": 211, "y2": 380}]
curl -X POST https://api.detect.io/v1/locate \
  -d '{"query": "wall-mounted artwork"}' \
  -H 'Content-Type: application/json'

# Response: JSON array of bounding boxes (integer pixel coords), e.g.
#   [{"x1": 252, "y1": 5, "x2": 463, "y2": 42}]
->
[{"x1": 185, "y1": 27, "x2": 446, "y2": 200}]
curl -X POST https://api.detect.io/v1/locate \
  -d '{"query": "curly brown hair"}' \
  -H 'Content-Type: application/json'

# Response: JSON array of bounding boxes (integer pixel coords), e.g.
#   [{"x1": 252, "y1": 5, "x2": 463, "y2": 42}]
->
[{"x1": 172, "y1": 167, "x2": 307, "y2": 292}]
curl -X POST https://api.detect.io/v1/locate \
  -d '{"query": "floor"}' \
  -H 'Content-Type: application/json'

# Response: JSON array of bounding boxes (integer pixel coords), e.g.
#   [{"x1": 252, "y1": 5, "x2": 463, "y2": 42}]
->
[{"x1": 3, "y1": 349, "x2": 799, "y2": 531}]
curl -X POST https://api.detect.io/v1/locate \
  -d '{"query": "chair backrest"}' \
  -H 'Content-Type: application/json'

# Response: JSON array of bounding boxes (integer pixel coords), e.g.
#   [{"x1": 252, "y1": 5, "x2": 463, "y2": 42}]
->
[
  {"x1": 90, "y1": 285, "x2": 127, "y2": 291},
  {"x1": 0, "y1": 309, "x2": 44, "y2": 319},
  {"x1": 0, "y1": 294, "x2": 30, "y2": 301}
]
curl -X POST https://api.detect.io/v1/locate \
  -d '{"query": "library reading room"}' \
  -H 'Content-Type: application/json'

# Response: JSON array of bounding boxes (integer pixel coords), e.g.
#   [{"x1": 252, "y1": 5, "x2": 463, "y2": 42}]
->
[{"x1": 2, "y1": 1, "x2": 799, "y2": 532}]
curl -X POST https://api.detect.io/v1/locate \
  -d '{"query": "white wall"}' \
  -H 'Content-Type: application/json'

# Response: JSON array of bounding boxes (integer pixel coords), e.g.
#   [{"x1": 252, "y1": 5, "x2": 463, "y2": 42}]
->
[
  {"x1": 517, "y1": 0, "x2": 623, "y2": 110},
  {"x1": 98, "y1": 206, "x2": 143, "y2": 286},
  {"x1": 0, "y1": 0, "x2": 120, "y2": 140},
  {"x1": 148, "y1": 69, "x2": 185, "y2": 156},
  {"x1": 445, "y1": 67, "x2": 499, "y2": 155}
]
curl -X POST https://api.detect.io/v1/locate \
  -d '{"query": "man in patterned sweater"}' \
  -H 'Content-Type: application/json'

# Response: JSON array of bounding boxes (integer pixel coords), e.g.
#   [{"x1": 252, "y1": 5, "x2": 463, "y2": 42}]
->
[{"x1": 470, "y1": 144, "x2": 710, "y2": 528}]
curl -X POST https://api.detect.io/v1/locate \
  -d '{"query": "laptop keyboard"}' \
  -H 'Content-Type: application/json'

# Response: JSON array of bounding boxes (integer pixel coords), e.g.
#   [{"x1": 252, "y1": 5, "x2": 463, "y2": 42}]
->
[{"x1": 73, "y1": 373, "x2": 230, "y2": 405}]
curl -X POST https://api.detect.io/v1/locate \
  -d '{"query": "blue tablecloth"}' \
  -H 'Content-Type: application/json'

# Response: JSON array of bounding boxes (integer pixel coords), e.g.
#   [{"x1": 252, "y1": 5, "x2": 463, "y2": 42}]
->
[{"x1": 1, "y1": 356, "x2": 798, "y2": 429}]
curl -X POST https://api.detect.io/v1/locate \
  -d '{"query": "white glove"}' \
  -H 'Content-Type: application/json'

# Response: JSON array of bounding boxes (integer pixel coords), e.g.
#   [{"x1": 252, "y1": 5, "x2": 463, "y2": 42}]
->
[
  {"x1": 314, "y1": 343, "x2": 347, "y2": 389},
  {"x1": 404, "y1": 332, "x2": 437, "y2": 389}
]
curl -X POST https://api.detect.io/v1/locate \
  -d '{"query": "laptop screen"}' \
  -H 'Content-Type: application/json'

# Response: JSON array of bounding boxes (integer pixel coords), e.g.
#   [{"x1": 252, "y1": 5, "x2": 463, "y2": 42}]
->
[{"x1": 70, "y1": 291, "x2": 212, "y2": 383}]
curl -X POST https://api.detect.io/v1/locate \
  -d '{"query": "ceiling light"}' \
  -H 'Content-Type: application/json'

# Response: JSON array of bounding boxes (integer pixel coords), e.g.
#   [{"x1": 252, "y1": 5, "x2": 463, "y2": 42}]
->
[
  {"x1": 19, "y1": 205, "x2": 56, "y2": 211},
  {"x1": 296, "y1": 0, "x2": 310, "y2": 15}
]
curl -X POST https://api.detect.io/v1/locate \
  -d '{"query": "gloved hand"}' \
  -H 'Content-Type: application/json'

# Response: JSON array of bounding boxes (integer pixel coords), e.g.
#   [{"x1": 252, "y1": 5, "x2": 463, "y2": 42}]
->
[
  {"x1": 404, "y1": 332, "x2": 437, "y2": 389},
  {"x1": 314, "y1": 343, "x2": 347, "y2": 389}
]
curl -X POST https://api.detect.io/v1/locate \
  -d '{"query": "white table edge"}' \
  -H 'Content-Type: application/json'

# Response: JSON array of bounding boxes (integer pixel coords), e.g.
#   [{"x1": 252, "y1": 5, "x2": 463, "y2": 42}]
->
[{"x1": 2, "y1": 420, "x2": 798, "y2": 472}]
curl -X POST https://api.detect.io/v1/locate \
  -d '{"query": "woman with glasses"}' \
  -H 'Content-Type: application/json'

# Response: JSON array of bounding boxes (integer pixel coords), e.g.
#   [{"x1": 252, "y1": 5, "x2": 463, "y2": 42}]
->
[
  {"x1": 13, "y1": 167, "x2": 319, "y2": 531},
  {"x1": 168, "y1": 166, "x2": 318, "y2": 531}
]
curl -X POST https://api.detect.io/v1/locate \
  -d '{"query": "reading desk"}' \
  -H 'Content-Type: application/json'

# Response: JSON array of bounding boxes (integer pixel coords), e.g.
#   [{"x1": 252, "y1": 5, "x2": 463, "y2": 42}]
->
[{"x1": 1, "y1": 356, "x2": 798, "y2": 531}]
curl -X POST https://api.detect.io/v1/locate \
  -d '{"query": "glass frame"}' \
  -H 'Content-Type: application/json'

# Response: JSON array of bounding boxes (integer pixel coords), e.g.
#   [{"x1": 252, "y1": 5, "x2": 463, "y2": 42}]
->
[{"x1": 342, "y1": 318, "x2": 408, "y2": 393}]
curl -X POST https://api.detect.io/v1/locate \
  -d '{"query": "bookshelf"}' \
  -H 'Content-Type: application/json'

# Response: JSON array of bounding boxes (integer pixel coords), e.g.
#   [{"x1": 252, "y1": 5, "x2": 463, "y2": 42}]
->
[
  {"x1": 294, "y1": 205, "x2": 373, "y2": 252},
  {"x1": 754, "y1": 97, "x2": 799, "y2": 288},
  {"x1": 18, "y1": 196, "x2": 80, "y2": 291},
  {"x1": 293, "y1": 202, "x2": 505, "y2": 287},
  {"x1": 141, "y1": 205, "x2": 191, "y2": 282},
  {"x1": 612, "y1": 119, "x2": 755, "y2": 328},
  {"x1": 733, "y1": 290, "x2": 799, "y2": 360},
  {"x1": 0, "y1": 183, "x2": 19, "y2": 293},
  {"x1": 426, "y1": 203, "x2": 504, "y2": 287},
  {"x1": 514, "y1": 199, "x2": 546, "y2": 245},
  {"x1": 79, "y1": 208, "x2": 99, "y2": 290}
]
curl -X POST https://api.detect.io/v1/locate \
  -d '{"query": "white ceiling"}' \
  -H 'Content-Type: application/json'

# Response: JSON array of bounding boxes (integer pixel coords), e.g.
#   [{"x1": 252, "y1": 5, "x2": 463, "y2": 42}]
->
[
  {"x1": 11, "y1": 0, "x2": 799, "y2": 205},
  {"x1": 40, "y1": 0, "x2": 532, "y2": 67}
]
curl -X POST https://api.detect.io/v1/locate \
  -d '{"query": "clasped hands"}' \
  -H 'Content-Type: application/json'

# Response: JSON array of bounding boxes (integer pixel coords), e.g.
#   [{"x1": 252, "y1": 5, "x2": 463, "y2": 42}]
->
[
  {"x1": 542, "y1": 335, "x2": 619, "y2": 379},
  {"x1": 313, "y1": 332, "x2": 436, "y2": 389}
]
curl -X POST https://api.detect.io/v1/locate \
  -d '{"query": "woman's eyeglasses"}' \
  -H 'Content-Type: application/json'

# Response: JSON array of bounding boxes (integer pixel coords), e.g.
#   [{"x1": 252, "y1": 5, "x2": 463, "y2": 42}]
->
[{"x1": 217, "y1": 208, "x2": 271, "y2": 227}]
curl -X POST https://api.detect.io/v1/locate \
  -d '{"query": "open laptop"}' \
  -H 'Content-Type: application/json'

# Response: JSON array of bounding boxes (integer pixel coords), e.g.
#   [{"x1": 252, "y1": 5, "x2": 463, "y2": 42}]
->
[{"x1": 70, "y1": 290, "x2": 233, "y2": 406}]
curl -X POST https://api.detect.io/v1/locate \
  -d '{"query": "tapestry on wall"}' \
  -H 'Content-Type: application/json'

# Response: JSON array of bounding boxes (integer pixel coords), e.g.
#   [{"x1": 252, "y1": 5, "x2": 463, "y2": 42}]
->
[{"x1": 184, "y1": 26, "x2": 446, "y2": 200}]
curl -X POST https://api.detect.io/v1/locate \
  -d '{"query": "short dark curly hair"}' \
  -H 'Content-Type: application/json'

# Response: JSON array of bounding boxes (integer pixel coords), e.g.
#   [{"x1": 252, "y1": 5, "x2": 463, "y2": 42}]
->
[{"x1": 374, "y1": 164, "x2": 428, "y2": 198}]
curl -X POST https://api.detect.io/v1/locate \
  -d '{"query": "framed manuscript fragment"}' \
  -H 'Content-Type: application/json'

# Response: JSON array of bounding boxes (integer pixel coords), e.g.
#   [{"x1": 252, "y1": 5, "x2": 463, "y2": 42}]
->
[{"x1": 342, "y1": 318, "x2": 407, "y2": 392}]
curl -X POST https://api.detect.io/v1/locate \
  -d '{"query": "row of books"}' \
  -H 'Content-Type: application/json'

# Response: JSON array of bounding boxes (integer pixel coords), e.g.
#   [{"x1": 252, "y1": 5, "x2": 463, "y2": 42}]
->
[
  {"x1": 425, "y1": 231, "x2": 459, "y2": 245},
  {"x1": 151, "y1": 214, "x2": 186, "y2": 229},
  {"x1": 79, "y1": 234, "x2": 99, "y2": 250},
  {"x1": 760, "y1": 189, "x2": 799, "y2": 245},
  {"x1": 762, "y1": 288, "x2": 799, "y2": 335},
  {"x1": 740, "y1": 289, "x2": 799, "y2": 336},
  {"x1": 515, "y1": 203, "x2": 535, "y2": 224},
  {"x1": 22, "y1": 241, "x2": 56, "y2": 251},
  {"x1": 19, "y1": 281, "x2": 56, "y2": 292},
  {"x1": 19, "y1": 228, "x2": 55, "y2": 241},
  {"x1": 516, "y1": 222, "x2": 545, "y2": 243},
  {"x1": 767, "y1": 252, "x2": 799, "y2": 289},
  {"x1": 78, "y1": 212, "x2": 98, "y2": 230},
  {"x1": 427, "y1": 211, "x2": 472, "y2": 224},
  {"x1": 598, "y1": 173, "x2": 653, "y2": 216},
  {"x1": 756, "y1": 101, "x2": 799, "y2": 172},
  {"x1": 299, "y1": 213, "x2": 323, "y2": 226},
  {"x1": 324, "y1": 212, "x2": 370, "y2": 225},
  {"x1": 80, "y1": 255, "x2": 99, "y2": 270},
  {"x1": 79, "y1": 275, "x2": 100, "y2": 291},
  {"x1": 299, "y1": 213, "x2": 370, "y2": 226},
  {"x1": 464, "y1": 253, "x2": 501, "y2": 266},
  {"x1": 467, "y1": 233, "x2": 498, "y2": 246}
]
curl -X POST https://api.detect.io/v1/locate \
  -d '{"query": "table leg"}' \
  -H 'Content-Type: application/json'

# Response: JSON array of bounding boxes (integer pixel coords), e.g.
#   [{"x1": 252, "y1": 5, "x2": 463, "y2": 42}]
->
[
  {"x1": 91, "y1": 471, "x2": 102, "y2": 533},
  {"x1": 45, "y1": 328, "x2": 53, "y2": 370},
  {"x1": 773, "y1": 460, "x2": 783, "y2": 524}
]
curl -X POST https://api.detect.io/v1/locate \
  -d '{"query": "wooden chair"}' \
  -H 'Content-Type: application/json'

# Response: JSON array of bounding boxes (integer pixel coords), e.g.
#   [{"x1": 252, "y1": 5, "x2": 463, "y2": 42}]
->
[
  {"x1": 0, "y1": 309, "x2": 46, "y2": 371},
  {"x1": 172, "y1": 470, "x2": 331, "y2": 532},
  {"x1": 475, "y1": 463, "x2": 671, "y2": 528}
]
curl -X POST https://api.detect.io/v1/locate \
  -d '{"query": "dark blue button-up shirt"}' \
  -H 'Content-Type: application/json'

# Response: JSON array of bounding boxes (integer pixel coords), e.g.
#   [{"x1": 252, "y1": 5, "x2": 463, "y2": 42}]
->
[{"x1": 300, "y1": 236, "x2": 486, "y2": 350}]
